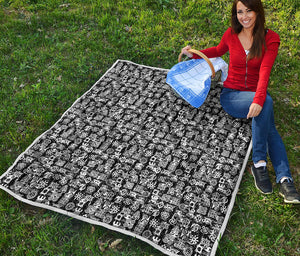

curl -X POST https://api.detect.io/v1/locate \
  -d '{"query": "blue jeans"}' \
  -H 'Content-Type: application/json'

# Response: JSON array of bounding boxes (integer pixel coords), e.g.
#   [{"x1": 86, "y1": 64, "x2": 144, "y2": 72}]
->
[{"x1": 220, "y1": 88, "x2": 292, "y2": 183}]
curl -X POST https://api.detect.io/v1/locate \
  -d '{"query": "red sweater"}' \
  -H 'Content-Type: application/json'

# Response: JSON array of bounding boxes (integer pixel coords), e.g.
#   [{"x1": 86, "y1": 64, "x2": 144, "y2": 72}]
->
[{"x1": 192, "y1": 27, "x2": 280, "y2": 107}]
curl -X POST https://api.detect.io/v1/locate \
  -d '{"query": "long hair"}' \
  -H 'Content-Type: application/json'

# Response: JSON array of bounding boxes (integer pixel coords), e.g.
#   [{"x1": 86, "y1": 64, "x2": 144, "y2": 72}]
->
[{"x1": 231, "y1": 0, "x2": 266, "y2": 59}]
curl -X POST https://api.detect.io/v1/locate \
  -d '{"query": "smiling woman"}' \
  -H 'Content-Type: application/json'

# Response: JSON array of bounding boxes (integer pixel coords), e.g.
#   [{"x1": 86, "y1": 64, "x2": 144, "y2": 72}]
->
[{"x1": 181, "y1": 0, "x2": 300, "y2": 204}]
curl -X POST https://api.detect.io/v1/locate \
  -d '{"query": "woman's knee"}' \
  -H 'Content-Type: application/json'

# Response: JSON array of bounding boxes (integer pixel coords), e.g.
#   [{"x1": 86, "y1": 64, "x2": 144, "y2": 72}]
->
[
  {"x1": 265, "y1": 94, "x2": 273, "y2": 105},
  {"x1": 262, "y1": 95, "x2": 274, "y2": 111},
  {"x1": 256, "y1": 95, "x2": 274, "y2": 121}
]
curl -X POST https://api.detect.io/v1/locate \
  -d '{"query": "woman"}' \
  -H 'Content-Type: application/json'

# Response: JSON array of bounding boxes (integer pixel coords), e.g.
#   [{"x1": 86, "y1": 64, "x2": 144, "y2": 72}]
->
[{"x1": 181, "y1": 0, "x2": 299, "y2": 204}]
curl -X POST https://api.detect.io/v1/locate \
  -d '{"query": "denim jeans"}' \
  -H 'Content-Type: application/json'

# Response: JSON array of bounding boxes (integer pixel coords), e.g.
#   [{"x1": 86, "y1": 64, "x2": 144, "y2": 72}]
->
[{"x1": 220, "y1": 87, "x2": 292, "y2": 183}]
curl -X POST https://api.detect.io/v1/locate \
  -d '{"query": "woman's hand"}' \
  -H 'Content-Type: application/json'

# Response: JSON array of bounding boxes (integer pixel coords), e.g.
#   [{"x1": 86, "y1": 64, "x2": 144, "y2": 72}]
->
[
  {"x1": 181, "y1": 45, "x2": 193, "y2": 58},
  {"x1": 247, "y1": 103, "x2": 262, "y2": 119}
]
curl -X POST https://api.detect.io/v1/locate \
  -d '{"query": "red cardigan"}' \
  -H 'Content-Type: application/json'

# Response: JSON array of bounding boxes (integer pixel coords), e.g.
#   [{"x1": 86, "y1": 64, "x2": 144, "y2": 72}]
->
[{"x1": 192, "y1": 27, "x2": 280, "y2": 107}]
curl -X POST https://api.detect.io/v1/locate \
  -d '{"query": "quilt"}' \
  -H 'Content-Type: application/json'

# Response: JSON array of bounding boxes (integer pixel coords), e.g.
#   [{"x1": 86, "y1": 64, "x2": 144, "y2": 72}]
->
[{"x1": 0, "y1": 60, "x2": 252, "y2": 256}]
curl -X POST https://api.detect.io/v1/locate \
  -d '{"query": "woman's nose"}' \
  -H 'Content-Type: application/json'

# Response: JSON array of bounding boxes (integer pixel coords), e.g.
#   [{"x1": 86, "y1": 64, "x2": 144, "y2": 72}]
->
[{"x1": 241, "y1": 11, "x2": 249, "y2": 17}]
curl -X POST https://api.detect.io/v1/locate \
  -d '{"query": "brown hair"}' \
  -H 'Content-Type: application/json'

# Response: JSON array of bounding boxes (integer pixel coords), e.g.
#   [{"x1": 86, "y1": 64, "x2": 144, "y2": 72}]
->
[{"x1": 231, "y1": 0, "x2": 266, "y2": 59}]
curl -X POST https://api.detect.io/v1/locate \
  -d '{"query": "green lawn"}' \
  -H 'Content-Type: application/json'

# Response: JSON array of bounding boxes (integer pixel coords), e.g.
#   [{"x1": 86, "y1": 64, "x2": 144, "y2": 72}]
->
[{"x1": 0, "y1": 0, "x2": 299, "y2": 255}]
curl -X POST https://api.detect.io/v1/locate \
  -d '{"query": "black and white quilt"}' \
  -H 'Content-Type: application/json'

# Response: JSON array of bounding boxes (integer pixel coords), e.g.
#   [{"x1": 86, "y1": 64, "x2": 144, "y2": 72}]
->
[{"x1": 0, "y1": 60, "x2": 252, "y2": 256}]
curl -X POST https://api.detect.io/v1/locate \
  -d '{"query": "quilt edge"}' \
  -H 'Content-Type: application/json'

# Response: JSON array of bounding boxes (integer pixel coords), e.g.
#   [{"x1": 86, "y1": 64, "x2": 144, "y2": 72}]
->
[
  {"x1": 210, "y1": 139, "x2": 253, "y2": 256},
  {"x1": 0, "y1": 183, "x2": 177, "y2": 256}
]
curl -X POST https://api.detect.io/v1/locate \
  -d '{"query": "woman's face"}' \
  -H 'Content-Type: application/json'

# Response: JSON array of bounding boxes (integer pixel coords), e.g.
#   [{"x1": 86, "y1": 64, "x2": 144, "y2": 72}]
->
[{"x1": 236, "y1": 1, "x2": 257, "y2": 30}]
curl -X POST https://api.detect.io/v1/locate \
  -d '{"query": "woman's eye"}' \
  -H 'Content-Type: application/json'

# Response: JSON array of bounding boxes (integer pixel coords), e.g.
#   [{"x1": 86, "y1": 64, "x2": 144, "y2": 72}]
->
[{"x1": 247, "y1": 9, "x2": 252, "y2": 12}]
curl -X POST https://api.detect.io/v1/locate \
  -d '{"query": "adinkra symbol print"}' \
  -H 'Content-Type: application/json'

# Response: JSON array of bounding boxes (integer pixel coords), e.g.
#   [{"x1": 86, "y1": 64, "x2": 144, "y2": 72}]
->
[{"x1": 1, "y1": 60, "x2": 251, "y2": 256}]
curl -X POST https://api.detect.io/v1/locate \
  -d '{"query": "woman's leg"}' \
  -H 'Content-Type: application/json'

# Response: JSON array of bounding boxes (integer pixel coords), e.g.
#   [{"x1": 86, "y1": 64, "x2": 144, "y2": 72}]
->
[
  {"x1": 220, "y1": 88, "x2": 299, "y2": 203},
  {"x1": 220, "y1": 88, "x2": 273, "y2": 193},
  {"x1": 266, "y1": 108, "x2": 292, "y2": 183},
  {"x1": 220, "y1": 88, "x2": 292, "y2": 180},
  {"x1": 220, "y1": 88, "x2": 252, "y2": 119}
]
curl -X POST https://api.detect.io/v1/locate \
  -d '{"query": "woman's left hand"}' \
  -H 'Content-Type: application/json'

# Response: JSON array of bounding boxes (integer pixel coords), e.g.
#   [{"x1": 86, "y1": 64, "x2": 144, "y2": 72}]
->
[{"x1": 247, "y1": 103, "x2": 262, "y2": 119}]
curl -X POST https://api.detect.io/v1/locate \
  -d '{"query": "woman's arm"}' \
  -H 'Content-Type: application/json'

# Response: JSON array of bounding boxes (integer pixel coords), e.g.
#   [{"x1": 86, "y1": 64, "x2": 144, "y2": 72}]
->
[
  {"x1": 247, "y1": 31, "x2": 280, "y2": 118},
  {"x1": 247, "y1": 41, "x2": 278, "y2": 118},
  {"x1": 252, "y1": 41, "x2": 280, "y2": 107}
]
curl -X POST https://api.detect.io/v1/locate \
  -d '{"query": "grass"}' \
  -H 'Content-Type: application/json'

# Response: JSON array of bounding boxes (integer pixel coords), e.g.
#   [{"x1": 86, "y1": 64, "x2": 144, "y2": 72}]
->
[{"x1": 0, "y1": 0, "x2": 299, "y2": 255}]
